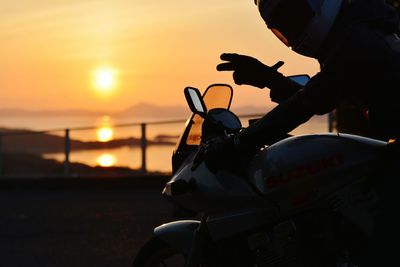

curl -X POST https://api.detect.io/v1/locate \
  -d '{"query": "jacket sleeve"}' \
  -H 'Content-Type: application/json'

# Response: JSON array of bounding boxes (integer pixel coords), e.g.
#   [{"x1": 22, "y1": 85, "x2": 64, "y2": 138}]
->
[
  {"x1": 236, "y1": 90, "x2": 314, "y2": 148},
  {"x1": 266, "y1": 72, "x2": 304, "y2": 103},
  {"x1": 237, "y1": 71, "x2": 342, "y2": 149}
]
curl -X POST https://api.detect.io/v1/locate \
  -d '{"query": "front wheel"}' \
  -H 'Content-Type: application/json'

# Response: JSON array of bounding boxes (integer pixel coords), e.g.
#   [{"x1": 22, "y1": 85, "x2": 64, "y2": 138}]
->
[{"x1": 133, "y1": 237, "x2": 187, "y2": 267}]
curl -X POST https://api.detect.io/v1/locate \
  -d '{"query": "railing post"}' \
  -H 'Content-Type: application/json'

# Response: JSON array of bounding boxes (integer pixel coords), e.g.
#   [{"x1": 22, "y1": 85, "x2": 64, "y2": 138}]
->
[
  {"x1": 64, "y1": 129, "x2": 70, "y2": 176},
  {"x1": 140, "y1": 123, "x2": 147, "y2": 173},
  {"x1": 0, "y1": 134, "x2": 2, "y2": 177},
  {"x1": 328, "y1": 111, "x2": 335, "y2": 132}
]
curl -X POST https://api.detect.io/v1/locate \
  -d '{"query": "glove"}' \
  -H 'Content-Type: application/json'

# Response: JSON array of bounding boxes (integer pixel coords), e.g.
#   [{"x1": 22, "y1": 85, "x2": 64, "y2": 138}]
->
[
  {"x1": 216, "y1": 53, "x2": 285, "y2": 89},
  {"x1": 193, "y1": 134, "x2": 256, "y2": 173},
  {"x1": 193, "y1": 136, "x2": 236, "y2": 169}
]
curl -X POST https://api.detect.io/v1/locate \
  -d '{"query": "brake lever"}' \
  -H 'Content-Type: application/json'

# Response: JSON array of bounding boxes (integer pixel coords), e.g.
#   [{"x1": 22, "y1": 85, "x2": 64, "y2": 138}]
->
[{"x1": 191, "y1": 147, "x2": 206, "y2": 171}]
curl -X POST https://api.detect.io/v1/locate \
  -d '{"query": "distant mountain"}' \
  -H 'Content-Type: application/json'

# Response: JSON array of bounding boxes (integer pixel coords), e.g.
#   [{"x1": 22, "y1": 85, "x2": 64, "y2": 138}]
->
[
  {"x1": 0, "y1": 105, "x2": 188, "y2": 118},
  {"x1": 116, "y1": 103, "x2": 190, "y2": 118},
  {"x1": 0, "y1": 103, "x2": 274, "y2": 119},
  {"x1": 0, "y1": 108, "x2": 105, "y2": 117}
]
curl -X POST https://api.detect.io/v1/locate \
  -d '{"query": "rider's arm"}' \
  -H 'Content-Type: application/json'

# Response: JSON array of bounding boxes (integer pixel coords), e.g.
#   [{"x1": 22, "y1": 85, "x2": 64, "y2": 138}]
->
[
  {"x1": 267, "y1": 73, "x2": 304, "y2": 103},
  {"x1": 236, "y1": 73, "x2": 341, "y2": 149},
  {"x1": 236, "y1": 91, "x2": 315, "y2": 148}
]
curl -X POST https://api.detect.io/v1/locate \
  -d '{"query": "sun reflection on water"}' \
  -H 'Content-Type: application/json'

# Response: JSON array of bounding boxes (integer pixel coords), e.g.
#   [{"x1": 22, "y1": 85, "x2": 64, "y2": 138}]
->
[
  {"x1": 97, "y1": 126, "x2": 114, "y2": 142},
  {"x1": 96, "y1": 153, "x2": 116, "y2": 167}
]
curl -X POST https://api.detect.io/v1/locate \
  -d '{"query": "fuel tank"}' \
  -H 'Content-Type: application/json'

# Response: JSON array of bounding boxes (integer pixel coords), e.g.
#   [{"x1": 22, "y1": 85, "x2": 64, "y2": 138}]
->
[{"x1": 248, "y1": 133, "x2": 386, "y2": 209}]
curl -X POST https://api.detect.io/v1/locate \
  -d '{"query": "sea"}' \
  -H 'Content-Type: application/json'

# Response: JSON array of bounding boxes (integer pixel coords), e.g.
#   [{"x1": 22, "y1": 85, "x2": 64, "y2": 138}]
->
[{"x1": 0, "y1": 114, "x2": 329, "y2": 173}]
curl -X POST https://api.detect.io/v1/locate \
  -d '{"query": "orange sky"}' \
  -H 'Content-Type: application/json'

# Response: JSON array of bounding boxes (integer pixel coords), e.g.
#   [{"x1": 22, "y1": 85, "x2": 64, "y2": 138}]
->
[{"x1": 0, "y1": 1, "x2": 319, "y2": 112}]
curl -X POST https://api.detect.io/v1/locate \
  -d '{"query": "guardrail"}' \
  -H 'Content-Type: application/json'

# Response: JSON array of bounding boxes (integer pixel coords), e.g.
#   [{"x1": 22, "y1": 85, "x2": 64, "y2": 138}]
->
[
  {"x1": 0, "y1": 118, "x2": 187, "y2": 177},
  {"x1": 0, "y1": 113, "x2": 333, "y2": 177}
]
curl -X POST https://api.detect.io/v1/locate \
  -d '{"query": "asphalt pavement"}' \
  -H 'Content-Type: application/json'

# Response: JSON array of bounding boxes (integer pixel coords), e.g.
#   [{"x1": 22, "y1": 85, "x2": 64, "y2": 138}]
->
[{"x1": 0, "y1": 177, "x2": 179, "y2": 267}]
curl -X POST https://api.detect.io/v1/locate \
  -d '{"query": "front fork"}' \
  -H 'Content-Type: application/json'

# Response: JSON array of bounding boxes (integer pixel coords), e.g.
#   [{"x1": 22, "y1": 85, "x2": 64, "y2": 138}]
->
[{"x1": 185, "y1": 214, "x2": 211, "y2": 267}]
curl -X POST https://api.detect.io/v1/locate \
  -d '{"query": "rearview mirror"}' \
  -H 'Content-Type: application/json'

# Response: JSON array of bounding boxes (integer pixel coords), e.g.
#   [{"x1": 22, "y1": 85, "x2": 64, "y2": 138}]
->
[
  {"x1": 184, "y1": 87, "x2": 207, "y2": 117},
  {"x1": 203, "y1": 84, "x2": 233, "y2": 111},
  {"x1": 288, "y1": 75, "x2": 310, "y2": 87}
]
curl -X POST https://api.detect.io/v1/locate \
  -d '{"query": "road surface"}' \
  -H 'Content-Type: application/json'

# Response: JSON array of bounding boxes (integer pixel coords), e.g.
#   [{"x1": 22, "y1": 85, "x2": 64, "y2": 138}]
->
[{"x1": 0, "y1": 178, "x2": 181, "y2": 267}]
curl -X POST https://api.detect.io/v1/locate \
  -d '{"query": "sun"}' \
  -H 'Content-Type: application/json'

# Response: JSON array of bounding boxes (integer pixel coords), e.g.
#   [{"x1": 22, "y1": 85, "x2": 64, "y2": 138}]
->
[{"x1": 94, "y1": 68, "x2": 117, "y2": 92}]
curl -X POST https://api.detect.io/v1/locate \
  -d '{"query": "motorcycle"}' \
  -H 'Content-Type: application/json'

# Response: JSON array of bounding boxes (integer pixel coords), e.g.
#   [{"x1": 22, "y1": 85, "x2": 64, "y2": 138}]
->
[{"x1": 132, "y1": 78, "x2": 397, "y2": 267}]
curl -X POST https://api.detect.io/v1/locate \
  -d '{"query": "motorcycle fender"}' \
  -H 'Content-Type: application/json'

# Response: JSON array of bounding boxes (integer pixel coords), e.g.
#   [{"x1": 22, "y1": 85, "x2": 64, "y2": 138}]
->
[{"x1": 153, "y1": 220, "x2": 200, "y2": 254}]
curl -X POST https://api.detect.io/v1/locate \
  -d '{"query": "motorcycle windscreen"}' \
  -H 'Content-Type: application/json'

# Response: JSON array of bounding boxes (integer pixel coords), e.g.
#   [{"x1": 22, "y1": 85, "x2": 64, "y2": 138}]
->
[{"x1": 185, "y1": 84, "x2": 233, "y2": 146}]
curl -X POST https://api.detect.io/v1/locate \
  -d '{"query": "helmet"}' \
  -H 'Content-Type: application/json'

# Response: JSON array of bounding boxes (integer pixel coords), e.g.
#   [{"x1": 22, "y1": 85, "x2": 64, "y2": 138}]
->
[{"x1": 255, "y1": 0, "x2": 343, "y2": 57}]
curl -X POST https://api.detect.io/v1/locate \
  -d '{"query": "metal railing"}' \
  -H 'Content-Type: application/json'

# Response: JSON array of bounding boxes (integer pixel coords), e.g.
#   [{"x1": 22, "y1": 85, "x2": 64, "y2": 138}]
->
[
  {"x1": 0, "y1": 113, "x2": 332, "y2": 177},
  {"x1": 0, "y1": 118, "x2": 188, "y2": 177}
]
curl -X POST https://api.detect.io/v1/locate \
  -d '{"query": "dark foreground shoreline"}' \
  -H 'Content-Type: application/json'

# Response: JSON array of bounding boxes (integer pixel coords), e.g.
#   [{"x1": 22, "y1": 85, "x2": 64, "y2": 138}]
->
[{"x1": 1, "y1": 152, "x2": 171, "y2": 177}]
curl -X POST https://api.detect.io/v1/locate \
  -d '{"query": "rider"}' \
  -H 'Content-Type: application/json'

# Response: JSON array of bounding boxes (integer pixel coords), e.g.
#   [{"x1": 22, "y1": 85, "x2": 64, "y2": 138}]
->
[
  {"x1": 214, "y1": 0, "x2": 400, "y2": 151},
  {"x1": 210, "y1": 0, "x2": 400, "y2": 266}
]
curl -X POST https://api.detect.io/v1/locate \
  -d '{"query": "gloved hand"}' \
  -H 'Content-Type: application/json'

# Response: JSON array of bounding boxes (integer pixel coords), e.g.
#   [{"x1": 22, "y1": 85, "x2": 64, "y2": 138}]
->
[
  {"x1": 216, "y1": 53, "x2": 285, "y2": 89},
  {"x1": 193, "y1": 134, "x2": 256, "y2": 173},
  {"x1": 193, "y1": 135, "x2": 236, "y2": 169}
]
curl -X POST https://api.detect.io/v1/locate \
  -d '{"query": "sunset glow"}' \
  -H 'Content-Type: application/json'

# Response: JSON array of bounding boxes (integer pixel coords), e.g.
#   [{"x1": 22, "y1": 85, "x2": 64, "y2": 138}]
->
[
  {"x1": 0, "y1": 1, "x2": 319, "y2": 111},
  {"x1": 96, "y1": 153, "x2": 116, "y2": 167},
  {"x1": 97, "y1": 126, "x2": 114, "y2": 142},
  {"x1": 94, "y1": 68, "x2": 117, "y2": 93}
]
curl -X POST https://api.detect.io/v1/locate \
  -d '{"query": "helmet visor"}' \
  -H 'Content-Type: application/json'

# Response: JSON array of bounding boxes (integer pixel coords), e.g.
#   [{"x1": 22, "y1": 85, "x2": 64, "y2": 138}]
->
[
  {"x1": 256, "y1": 0, "x2": 315, "y2": 47},
  {"x1": 270, "y1": 28, "x2": 290, "y2": 46}
]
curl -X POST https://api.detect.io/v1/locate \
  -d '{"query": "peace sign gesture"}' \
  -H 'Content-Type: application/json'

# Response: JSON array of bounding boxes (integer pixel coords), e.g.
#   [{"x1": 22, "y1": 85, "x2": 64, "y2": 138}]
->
[{"x1": 216, "y1": 53, "x2": 284, "y2": 89}]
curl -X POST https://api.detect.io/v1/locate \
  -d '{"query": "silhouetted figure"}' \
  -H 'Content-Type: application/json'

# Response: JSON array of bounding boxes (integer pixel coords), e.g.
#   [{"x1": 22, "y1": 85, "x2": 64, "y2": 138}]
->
[
  {"x1": 217, "y1": 1, "x2": 400, "y2": 143},
  {"x1": 387, "y1": 0, "x2": 400, "y2": 17},
  {"x1": 331, "y1": 0, "x2": 400, "y2": 136},
  {"x1": 210, "y1": 0, "x2": 400, "y2": 266}
]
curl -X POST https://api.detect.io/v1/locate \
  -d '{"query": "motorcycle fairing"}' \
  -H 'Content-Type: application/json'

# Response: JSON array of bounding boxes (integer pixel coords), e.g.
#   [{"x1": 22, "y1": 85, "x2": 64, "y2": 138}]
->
[
  {"x1": 153, "y1": 220, "x2": 200, "y2": 255},
  {"x1": 164, "y1": 158, "x2": 265, "y2": 213},
  {"x1": 206, "y1": 208, "x2": 278, "y2": 241}
]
